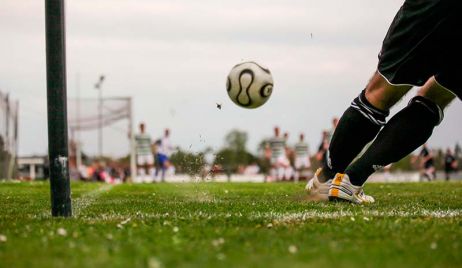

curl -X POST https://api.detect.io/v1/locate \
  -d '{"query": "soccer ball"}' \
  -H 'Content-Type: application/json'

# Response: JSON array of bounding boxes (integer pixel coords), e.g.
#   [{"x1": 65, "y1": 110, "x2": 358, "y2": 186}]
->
[{"x1": 226, "y1": 61, "x2": 273, "y2": 109}]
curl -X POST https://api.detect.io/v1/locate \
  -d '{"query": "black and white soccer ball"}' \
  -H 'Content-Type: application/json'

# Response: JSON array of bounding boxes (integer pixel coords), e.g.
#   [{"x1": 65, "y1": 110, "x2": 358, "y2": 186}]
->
[{"x1": 226, "y1": 61, "x2": 273, "y2": 109}]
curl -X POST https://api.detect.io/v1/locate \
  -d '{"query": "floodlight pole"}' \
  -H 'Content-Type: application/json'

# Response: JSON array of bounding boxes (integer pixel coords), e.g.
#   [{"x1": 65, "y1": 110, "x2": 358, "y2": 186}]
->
[
  {"x1": 45, "y1": 0, "x2": 72, "y2": 217},
  {"x1": 75, "y1": 73, "x2": 82, "y2": 175},
  {"x1": 95, "y1": 75, "x2": 105, "y2": 158}
]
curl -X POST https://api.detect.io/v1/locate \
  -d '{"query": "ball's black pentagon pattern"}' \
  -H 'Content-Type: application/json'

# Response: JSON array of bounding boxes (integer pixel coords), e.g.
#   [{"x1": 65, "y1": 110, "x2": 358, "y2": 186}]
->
[{"x1": 260, "y1": 84, "x2": 273, "y2": 98}]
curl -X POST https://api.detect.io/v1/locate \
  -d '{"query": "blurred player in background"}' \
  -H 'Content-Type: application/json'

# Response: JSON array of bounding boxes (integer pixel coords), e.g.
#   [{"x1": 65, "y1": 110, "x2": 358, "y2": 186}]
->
[
  {"x1": 134, "y1": 123, "x2": 154, "y2": 183},
  {"x1": 283, "y1": 132, "x2": 294, "y2": 180},
  {"x1": 306, "y1": 0, "x2": 461, "y2": 203},
  {"x1": 294, "y1": 133, "x2": 311, "y2": 182},
  {"x1": 443, "y1": 148, "x2": 457, "y2": 181},
  {"x1": 155, "y1": 128, "x2": 174, "y2": 182},
  {"x1": 315, "y1": 130, "x2": 330, "y2": 169},
  {"x1": 417, "y1": 144, "x2": 435, "y2": 181},
  {"x1": 266, "y1": 126, "x2": 289, "y2": 181},
  {"x1": 326, "y1": 117, "x2": 339, "y2": 142}
]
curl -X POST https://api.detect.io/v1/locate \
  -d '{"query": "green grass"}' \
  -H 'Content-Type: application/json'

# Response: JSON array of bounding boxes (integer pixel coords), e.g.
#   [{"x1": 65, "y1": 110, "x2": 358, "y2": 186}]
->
[{"x1": 0, "y1": 181, "x2": 461, "y2": 268}]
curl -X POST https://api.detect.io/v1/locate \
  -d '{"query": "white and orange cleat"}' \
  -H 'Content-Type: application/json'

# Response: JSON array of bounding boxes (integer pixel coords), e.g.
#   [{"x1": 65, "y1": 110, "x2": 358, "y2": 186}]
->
[
  {"x1": 328, "y1": 173, "x2": 375, "y2": 204},
  {"x1": 305, "y1": 168, "x2": 332, "y2": 201}
]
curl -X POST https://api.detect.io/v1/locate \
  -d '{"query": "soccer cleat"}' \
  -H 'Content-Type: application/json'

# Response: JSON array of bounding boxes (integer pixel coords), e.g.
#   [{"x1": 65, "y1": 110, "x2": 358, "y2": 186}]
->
[
  {"x1": 305, "y1": 168, "x2": 332, "y2": 201},
  {"x1": 328, "y1": 173, "x2": 375, "y2": 204}
]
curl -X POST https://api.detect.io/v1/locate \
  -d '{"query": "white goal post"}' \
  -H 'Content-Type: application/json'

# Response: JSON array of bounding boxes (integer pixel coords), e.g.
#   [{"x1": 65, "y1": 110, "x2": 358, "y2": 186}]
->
[{"x1": 0, "y1": 91, "x2": 19, "y2": 180}]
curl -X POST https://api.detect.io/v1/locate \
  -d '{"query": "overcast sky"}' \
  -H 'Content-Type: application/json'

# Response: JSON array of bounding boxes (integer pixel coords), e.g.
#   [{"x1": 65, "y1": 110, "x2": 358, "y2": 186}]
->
[{"x1": 1, "y1": 0, "x2": 461, "y2": 157}]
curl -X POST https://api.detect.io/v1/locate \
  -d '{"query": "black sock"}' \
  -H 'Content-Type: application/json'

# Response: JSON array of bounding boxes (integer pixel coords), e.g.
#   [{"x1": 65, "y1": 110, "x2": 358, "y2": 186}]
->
[
  {"x1": 321, "y1": 90, "x2": 389, "y2": 181},
  {"x1": 346, "y1": 96, "x2": 443, "y2": 186}
]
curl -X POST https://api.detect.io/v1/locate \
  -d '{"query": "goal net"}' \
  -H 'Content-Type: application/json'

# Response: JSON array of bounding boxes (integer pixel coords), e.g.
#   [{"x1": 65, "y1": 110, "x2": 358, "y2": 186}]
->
[
  {"x1": 0, "y1": 91, "x2": 19, "y2": 179},
  {"x1": 67, "y1": 97, "x2": 135, "y2": 181}
]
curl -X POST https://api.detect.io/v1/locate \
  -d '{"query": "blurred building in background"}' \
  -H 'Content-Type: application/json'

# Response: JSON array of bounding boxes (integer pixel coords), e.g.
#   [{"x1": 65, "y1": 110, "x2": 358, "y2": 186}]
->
[{"x1": 17, "y1": 156, "x2": 48, "y2": 180}]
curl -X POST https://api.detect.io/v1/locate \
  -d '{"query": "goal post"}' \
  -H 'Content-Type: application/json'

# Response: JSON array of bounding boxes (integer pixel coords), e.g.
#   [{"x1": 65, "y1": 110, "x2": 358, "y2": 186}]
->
[
  {"x1": 128, "y1": 98, "x2": 136, "y2": 184},
  {"x1": 0, "y1": 92, "x2": 19, "y2": 180},
  {"x1": 45, "y1": 0, "x2": 72, "y2": 217}
]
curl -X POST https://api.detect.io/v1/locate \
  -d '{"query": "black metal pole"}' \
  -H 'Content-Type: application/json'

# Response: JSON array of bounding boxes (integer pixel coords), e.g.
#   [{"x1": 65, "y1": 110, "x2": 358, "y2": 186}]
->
[{"x1": 45, "y1": 0, "x2": 72, "y2": 217}]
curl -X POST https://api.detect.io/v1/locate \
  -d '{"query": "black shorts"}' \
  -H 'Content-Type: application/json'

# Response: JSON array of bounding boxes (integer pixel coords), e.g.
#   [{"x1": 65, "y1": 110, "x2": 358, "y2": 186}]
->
[
  {"x1": 378, "y1": 0, "x2": 462, "y2": 99},
  {"x1": 424, "y1": 160, "x2": 434, "y2": 169}
]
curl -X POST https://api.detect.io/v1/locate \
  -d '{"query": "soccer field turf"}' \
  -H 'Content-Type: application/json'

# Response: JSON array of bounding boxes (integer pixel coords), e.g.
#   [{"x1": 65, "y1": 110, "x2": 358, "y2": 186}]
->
[{"x1": 0, "y1": 181, "x2": 461, "y2": 267}]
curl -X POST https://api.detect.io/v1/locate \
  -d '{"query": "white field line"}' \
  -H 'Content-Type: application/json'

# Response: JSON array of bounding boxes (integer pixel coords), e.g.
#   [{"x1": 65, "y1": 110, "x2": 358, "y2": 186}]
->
[
  {"x1": 92, "y1": 209, "x2": 462, "y2": 222},
  {"x1": 73, "y1": 184, "x2": 114, "y2": 216},
  {"x1": 247, "y1": 209, "x2": 462, "y2": 222}
]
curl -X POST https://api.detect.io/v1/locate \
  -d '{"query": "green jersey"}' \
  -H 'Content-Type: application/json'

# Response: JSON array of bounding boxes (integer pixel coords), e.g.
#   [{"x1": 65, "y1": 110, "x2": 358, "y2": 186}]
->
[
  {"x1": 294, "y1": 142, "x2": 309, "y2": 158},
  {"x1": 135, "y1": 133, "x2": 152, "y2": 156}
]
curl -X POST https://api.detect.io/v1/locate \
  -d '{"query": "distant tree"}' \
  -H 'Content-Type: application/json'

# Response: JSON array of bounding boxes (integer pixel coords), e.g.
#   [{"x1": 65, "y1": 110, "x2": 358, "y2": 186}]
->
[
  {"x1": 225, "y1": 129, "x2": 248, "y2": 152},
  {"x1": 257, "y1": 139, "x2": 268, "y2": 154},
  {"x1": 214, "y1": 129, "x2": 256, "y2": 173},
  {"x1": 390, "y1": 154, "x2": 415, "y2": 171},
  {"x1": 255, "y1": 138, "x2": 271, "y2": 174}
]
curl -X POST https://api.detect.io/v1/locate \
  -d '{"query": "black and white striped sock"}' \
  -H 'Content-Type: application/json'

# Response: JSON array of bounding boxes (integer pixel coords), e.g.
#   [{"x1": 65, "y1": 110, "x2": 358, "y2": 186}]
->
[
  {"x1": 351, "y1": 90, "x2": 390, "y2": 126},
  {"x1": 320, "y1": 90, "x2": 389, "y2": 182},
  {"x1": 346, "y1": 96, "x2": 443, "y2": 186}
]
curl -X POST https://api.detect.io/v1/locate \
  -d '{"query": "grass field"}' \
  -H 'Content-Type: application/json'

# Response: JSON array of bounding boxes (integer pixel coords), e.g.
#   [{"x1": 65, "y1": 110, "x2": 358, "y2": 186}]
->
[{"x1": 1, "y1": 181, "x2": 461, "y2": 268}]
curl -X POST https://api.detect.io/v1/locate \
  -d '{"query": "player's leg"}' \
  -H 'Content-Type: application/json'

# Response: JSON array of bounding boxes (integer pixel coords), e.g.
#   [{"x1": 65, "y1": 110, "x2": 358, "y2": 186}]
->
[
  {"x1": 283, "y1": 157, "x2": 293, "y2": 181},
  {"x1": 294, "y1": 170, "x2": 300, "y2": 182},
  {"x1": 333, "y1": 77, "x2": 456, "y2": 203},
  {"x1": 306, "y1": 73, "x2": 410, "y2": 200},
  {"x1": 295, "y1": 168, "x2": 302, "y2": 183},
  {"x1": 160, "y1": 164, "x2": 165, "y2": 182},
  {"x1": 143, "y1": 162, "x2": 151, "y2": 183},
  {"x1": 424, "y1": 166, "x2": 434, "y2": 181},
  {"x1": 146, "y1": 155, "x2": 155, "y2": 183},
  {"x1": 269, "y1": 166, "x2": 276, "y2": 182},
  {"x1": 268, "y1": 157, "x2": 277, "y2": 182},
  {"x1": 294, "y1": 159, "x2": 301, "y2": 182},
  {"x1": 136, "y1": 166, "x2": 144, "y2": 183},
  {"x1": 319, "y1": 72, "x2": 412, "y2": 183},
  {"x1": 160, "y1": 156, "x2": 168, "y2": 182},
  {"x1": 275, "y1": 157, "x2": 285, "y2": 181},
  {"x1": 277, "y1": 165, "x2": 284, "y2": 181},
  {"x1": 419, "y1": 164, "x2": 427, "y2": 182},
  {"x1": 154, "y1": 153, "x2": 161, "y2": 179},
  {"x1": 136, "y1": 155, "x2": 146, "y2": 183},
  {"x1": 428, "y1": 166, "x2": 436, "y2": 181},
  {"x1": 155, "y1": 154, "x2": 166, "y2": 182},
  {"x1": 309, "y1": 0, "x2": 459, "y2": 201},
  {"x1": 285, "y1": 165, "x2": 294, "y2": 181},
  {"x1": 296, "y1": 157, "x2": 309, "y2": 182}
]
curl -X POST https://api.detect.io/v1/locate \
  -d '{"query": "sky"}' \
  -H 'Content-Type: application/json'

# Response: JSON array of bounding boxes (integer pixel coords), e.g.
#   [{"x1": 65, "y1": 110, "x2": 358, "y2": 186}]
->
[{"x1": 1, "y1": 0, "x2": 461, "y2": 157}]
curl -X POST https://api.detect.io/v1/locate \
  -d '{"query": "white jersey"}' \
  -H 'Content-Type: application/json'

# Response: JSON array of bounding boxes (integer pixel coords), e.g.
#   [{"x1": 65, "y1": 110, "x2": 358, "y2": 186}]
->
[
  {"x1": 158, "y1": 137, "x2": 173, "y2": 157},
  {"x1": 135, "y1": 133, "x2": 152, "y2": 156}
]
